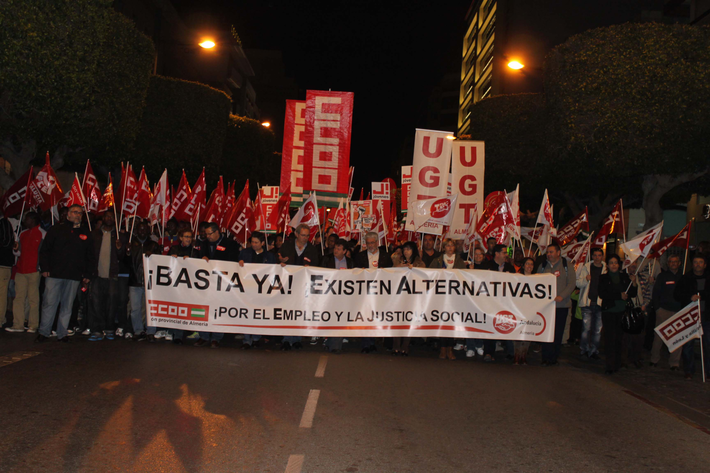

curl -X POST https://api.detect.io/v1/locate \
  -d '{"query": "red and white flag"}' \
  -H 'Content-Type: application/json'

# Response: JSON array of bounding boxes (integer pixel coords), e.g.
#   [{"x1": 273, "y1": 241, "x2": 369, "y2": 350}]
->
[
  {"x1": 557, "y1": 208, "x2": 589, "y2": 247},
  {"x1": 535, "y1": 189, "x2": 553, "y2": 227},
  {"x1": 82, "y1": 161, "x2": 100, "y2": 214},
  {"x1": 98, "y1": 173, "x2": 116, "y2": 214},
  {"x1": 280, "y1": 100, "x2": 306, "y2": 206},
  {"x1": 332, "y1": 199, "x2": 348, "y2": 238},
  {"x1": 204, "y1": 176, "x2": 225, "y2": 224},
  {"x1": 221, "y1": 182, "x2": 236, "y2": 231},
  {"x1": 2, "y1": 167, "x2": 35, "y2": 217},
  {"x1": 593, "y1": 200, "x2": 623, "y2": 247},
  {"x1": 32, "y1": 152, "x2": 64, "y2": 212},
  {"x1": 505, "y1": 184, "x2": 520, "y2": 241},
  {"x1": 463, "y1": 203, "x2": 479, "y2": 248},
  {"x1": 477, "y1": 192, "x2": 512, "y2": 245},
  {"x1": 650, "y1": 222, "x2": 691, "y2": 259},
  {"x1": 655, "y1": 301, "x2": 703, "y2": 353},
  {"x1": 180, "y1": 169, "x2": 206, "y2": 224},
  {"x1": 267, "y1": 184, "x2": 291, "y2": 233},
  {"x1": 620, "y1": 221, "x2": 663, "y2": 268},
  {"x1": 226, "y1": 180, "x2": 254, "y2": 247},
  {"x1": 66, "y1": 174, "x2": 85, "y2": 207},
  {"x1": 134, "y1": 168, "x2": 151, "y2": 219},
  {"x1": 562, "y1": 233, "x2": 592, "y2": 266},
  {"x1": 120, "y1": 165, "x2": 139, "y2": 218},
  {"x1": 171, "y1": 170, "x2": 192, "y2": 222},
  {"x1": 290, "y1": 192, "x2": 320, "y2": 228},
  {"x1": 148, "y1": 170, "x2": 168, "y2": 226},
  {"x1": 411, "y1": 194, "x2": 458, "y2": 230}
]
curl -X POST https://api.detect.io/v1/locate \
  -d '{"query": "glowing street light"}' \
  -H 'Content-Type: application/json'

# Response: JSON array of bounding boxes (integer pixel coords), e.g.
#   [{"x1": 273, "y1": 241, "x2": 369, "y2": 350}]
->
[
  {"x1": 446, "y1": 135, "x2": 456, "y2": 140},
  {"x1": 261, "y1": 122, "x2": 271, "y2": 128},
  {"x1": 199, "y1": 40, "x2": 216, "y2": 49},
  {"x1": 507, "y1": 60, "x2": 524, "y2": 70}
]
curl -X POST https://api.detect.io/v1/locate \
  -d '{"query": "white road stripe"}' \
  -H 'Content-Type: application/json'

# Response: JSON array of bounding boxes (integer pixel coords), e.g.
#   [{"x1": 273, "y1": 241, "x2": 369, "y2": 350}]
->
[
  {"x1": 0, "y1": 351, "x2": 41, "y2": 368},
  {"x1": 315, "y1": 355, "x2": 328, "y2": 378},
  {"x1": 285, "y1": 454, "x2": 304, "y2": 473},
  {"x1": 299, "y1": 389, "x2": 320, "y2": 428}
]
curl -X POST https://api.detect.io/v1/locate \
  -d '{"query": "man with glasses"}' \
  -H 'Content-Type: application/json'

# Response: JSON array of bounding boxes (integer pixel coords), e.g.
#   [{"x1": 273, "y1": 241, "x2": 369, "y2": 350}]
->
[
  {"x1": 36, "y1": 205, "x2": 93, "y2": 343},
  {"x1": 277, "y1": 223, "x2": 320, "y2": 350}
]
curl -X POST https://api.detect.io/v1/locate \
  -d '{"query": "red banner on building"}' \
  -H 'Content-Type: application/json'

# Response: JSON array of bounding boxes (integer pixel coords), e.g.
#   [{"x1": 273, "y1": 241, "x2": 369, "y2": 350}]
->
[
  {"x1": 280, "y1": 100, "x2": 306, "y2": 207},
  {"x1": 301, "y1": 90, "x2": 353, "y2": 207}
]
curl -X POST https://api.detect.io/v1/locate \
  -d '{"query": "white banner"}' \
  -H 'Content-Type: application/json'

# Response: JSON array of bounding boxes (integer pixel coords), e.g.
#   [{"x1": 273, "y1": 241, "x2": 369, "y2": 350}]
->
[
  {"x1": 406, "y1": 129, "x2": 453, "y2": 234},
  {"x1": 654, "y1": 301, "x2": 702, "y2": 353},
  {"x1": 144, "y1": 255, "x2": 556, "y2": 341},
  {"x1": 449, "y1": 141, "x2": 484, "y2": 239}
]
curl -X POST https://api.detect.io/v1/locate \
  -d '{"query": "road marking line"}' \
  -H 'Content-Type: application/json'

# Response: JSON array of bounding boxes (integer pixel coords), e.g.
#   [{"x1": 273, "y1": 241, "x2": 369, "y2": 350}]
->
[
  {"x1": 285, "y1": 454, "x2": 304, "y2": 473},
  {"x1": 299, "y1": 389, "x2": 320, "y2": 428},
  {"x1": 623, "y1": 389, "x2": 710, "y2": 436},
  {"x1": 0, "y1": 351, "x2": 41, "y2": 368},
  {"x1": 315, "y1": 355, "x2": 328, "y2": 377}
]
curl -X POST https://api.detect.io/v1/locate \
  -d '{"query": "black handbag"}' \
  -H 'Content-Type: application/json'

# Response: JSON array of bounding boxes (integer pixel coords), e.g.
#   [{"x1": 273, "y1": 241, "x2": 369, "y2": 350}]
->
[{"x1": 621, "y1": 300, "x2": 645, "y2": 334}]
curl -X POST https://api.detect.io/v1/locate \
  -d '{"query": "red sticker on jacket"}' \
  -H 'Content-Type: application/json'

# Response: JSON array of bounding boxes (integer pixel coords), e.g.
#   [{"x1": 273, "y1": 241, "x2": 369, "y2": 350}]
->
[
  {"x1": 666, "y1": 281, "x2": 675, "y2": 285},
  {"x1": 553, "y1": 270, "x2": 560, "y2": 277},
  {"x1": 304, "y1": 257, "x2": 311, "y2": 263},
  {"x1": 217, "y1": 245, "x2": 226, "y2": 251},
  {"x1": 79, "y1": 234, "x2": 88, "y2": 240}
]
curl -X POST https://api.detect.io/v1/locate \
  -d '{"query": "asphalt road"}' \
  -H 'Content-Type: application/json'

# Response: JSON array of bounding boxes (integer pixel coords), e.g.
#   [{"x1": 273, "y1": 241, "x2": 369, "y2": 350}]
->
[{"x1": 1, "y1": 333, "x2": 709, "y2": 472}]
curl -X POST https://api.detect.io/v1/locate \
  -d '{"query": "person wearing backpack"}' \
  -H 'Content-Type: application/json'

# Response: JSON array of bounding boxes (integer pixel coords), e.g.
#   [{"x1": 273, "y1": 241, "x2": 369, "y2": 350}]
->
[{"x1": 536, "y1": 243, "x2": 577, "y2": 366}]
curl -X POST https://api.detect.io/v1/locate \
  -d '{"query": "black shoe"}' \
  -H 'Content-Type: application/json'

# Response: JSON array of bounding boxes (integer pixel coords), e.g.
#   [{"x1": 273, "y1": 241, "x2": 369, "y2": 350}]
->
[
  {"x1": 685, "y1": 373, "x2": 693, "y2": 380},
  {"x1": 172, "y1": 339, "x2": 183, "y2": 345},
  {"x1": 280, "y1": 342, "x2": 292, "y2": 351},
  {"x1": 634, "y1": 361, "x2": 644, "y2": 369},
  {"x1": 649, "y1": 362, "x2": 657, "y2": 367},
  {"x1": 604, "y1": 370, "x2": 614, "y2": 375},
  {"x1": 35, "y1": 334, "x2": 48, "y2": 343},
  {"x1": 505, "y1": 354, "x2": 514, "y2": 361},
  {"x1": 670, "y1": 366, "x2": 679, "y2": 371},
  {"x1": 361, "y1": 347, "x2": 371, "y2": 354},
  {"x1": 541, "y1": 361, "x2": 549, "y2": 367},
  {"x1": 194, "y1": 339, "x2": 209, "y2": 347},
  {"x1": 210, "y1": 341, "x2": 219, "y2": 349},
  {"x1": 134, "y1": 332, "x2": 147, "y2": 342},
  {"x1": 241, "y1": 343, "x2": 251, "y2": 350},
  {"x1": 147, "y1": 334, "x2": 156, "y2": 343},
  {"x1": 293, "y1": 342, "x2": 303, "y2": 350},
  {"x1": 368, "y1": 345, "x2": 377, "y2": 353},
  {"x1": 57, "y1": 336, "x2": 69, "y2": 343},
  {"x1": 590, "y1": 354, "x2": 601, "y2": 361}
]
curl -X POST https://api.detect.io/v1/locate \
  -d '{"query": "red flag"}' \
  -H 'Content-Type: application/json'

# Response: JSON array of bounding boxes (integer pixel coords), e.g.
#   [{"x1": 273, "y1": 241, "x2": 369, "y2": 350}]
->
[
  {"x1": 66, "y1": 175, "x2": 85, "y2": 207},
  {"x1": 650, "y1": 222, "x2": 691, "y2": 259},
  {"x1": 32, "y1": 152, "x2": 64, "y2": 212},
  {"x1": 2, "y1": 167, "x2": 35, "y2": 217},
  {"x1": 171, "y1": 170, "x2": 191, "y2": 221},
  {"x1": 254, "y1": 188, "x2": 265, "y2": 231},
  {"x1": 98, "y1": 174, "x2": 116, "y2": 214},
  {"x1": 181, "y1": 170, "x2": 207, "y2": 224},
  {"x1": 267, "y1": 184, "x2": 291, "y2": 233},
  {"x1": 204, "y1": 176, "x2": 225, "y2": 224},
  {"x1": 120, "y1": 165, "x2": 139, "y2": 217},
  {"x1": 148, "y1": 170, "x2": 168, "y2": 226},
  {"x1": 82, "y1": 161, "x2": 101, "y2": 214},
  {"x1": 556, "y1": 208, "x2": 589, "y2": 246},
  {"x1": 221, "y1": 182, "x2": 236, "y2": 231},
  {"x1": 592, "y1": 200, "x2": 623, "y2": 247},
  {"x1": 227, "y1": 180, "x2": 254, "y2": 247},
  {"x1": 476, "y1": 192, "x2": 512, "y2": 244},
  {"x1": 135, "y1": 168, "x2": 152, "y2": 219}
]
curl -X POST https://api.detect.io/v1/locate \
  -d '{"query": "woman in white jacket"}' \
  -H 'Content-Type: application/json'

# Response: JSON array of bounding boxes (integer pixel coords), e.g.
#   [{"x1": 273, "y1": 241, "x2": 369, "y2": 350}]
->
[{"x1": 576, "y1": 248, "x2": 607, "y2": 359}]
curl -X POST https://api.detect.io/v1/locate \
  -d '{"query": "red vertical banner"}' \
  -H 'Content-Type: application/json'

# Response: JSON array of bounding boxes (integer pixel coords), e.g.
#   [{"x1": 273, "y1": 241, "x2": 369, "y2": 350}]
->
[
  {"x1": 449, "y1": 141, "x2": 485, "y2": 239},
  {"x1": 280, "y1": 100, "x2": 306, "y2": 207},
  {"x1": 405, "y1": 129, "x2": 453, "y2": 234},
  {"x1": 301, "y1": 90, "x2": 354, "y2": 208},
  {"x1": 260, "y1": 186, "x2": 280, "y2": 234}
]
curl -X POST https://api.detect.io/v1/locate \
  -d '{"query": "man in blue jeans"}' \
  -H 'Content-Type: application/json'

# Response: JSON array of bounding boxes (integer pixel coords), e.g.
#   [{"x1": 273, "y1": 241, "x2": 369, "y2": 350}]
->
[
  {"x1": 36, "y1": 205, "x2": 94, "y2": 343},
  {"x1": 126, "y1": 222, "x2": 160, "y2": 341},
  {"x1": 576, "y1": 248, "x2": 607, "y2": 360},
  {"x1": 675, "y1": 254, "x2": 709, "y2": 380},
  {"x1": 537, "y1": 243, "x2": 577, "y2": 366}
]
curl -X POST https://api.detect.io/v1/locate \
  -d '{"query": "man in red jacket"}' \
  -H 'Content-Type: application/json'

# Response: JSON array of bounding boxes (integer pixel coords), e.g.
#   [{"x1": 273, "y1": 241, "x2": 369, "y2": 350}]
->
[{"x1": 6, "y1": 212, "x2": 45, "y2": 333}]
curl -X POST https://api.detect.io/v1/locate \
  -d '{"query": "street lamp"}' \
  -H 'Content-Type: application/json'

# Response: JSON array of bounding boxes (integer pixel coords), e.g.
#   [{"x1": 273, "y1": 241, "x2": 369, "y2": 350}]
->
[
  {"x1": 261, "y1": 122, "x2": 271, "y2": 128},
  {"x1": 199, "y1": 40, "x2": 216, "y2": 49},
  {"x1": 507, "y1": 60, "x2": 524, "y2": 70}
]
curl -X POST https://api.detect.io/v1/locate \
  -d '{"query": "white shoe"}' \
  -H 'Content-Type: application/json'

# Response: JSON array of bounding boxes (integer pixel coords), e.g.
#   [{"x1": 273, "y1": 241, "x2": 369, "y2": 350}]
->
[
  {"x1": 343, "y1": 338, "x2": 349, "y2": 343},
  {"x1": 5, "y1": 327, "x2": 24, "y2": 333},
  {"x1": 476, "y1": 347, "x2": 484, "y2": 356},
  {"x1": 164, "y1": 333, "x2": 173, "y2": 341},
  {"x1": 115, "y1": 328, "x2": 124, "y2": 337},
  {"x1": 67, "y1": 329, "x2": 75, "y2": 336},
  {"x1": 124, "y1": 332, "x2": 133, "y2": 340},
  {"x1": 81, "y1": 328, "x2": 91, "y2": 336},
  {"x1": 50, "y1": 331, "x2": 57, "y2": 337},
  {"x1": 310, "y1": 337, "x2": 319, "y2": 345},
  {"x1": 466, "y1": 349, "x2": 475, "y2": 358},
  {"x1": 154, "y1": 331, "x2": 166, "y2": 339},
  {"x1": 453, "y1": 343, "x2": 464, "y2": 351}
]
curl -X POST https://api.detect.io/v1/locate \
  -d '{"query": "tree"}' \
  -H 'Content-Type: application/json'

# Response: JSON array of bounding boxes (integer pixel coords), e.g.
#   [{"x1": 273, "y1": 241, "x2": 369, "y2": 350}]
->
[
  {"x1": 132, "y1": 76, "x2": 232, "y2": 184},
  {"x1": 545, "y1": 22, "x2": 710, "y2": 229},
  {"x1": 0, "y1": 0, "x2": 154, "y2": 188},
  {"x1": 220, "y1": 115, "x2": 278, "y2": 197}
]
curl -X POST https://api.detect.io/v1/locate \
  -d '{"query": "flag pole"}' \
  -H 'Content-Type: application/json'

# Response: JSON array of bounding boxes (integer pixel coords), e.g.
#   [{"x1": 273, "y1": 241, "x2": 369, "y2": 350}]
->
[
  {"x1": 698, "y1": 297, "x2": 706, "y2": 383},
  {"x1": 109, "y1": 174, "x2": 120, "y2": 236},
  {"x1": 15, "y1": 167, "x2": 34, "y2": 239},
  {"x1": 619, "y1": 198, "x2": 627, "y2": 243},
  {"x1": 120, "y1": 162, "x2": 129, "y2": 232},
  {"x1": 128, "y1": 204, "x2": 138, "y2": 244},
  {"x1": 75, "y1": 173, "x2": 92, "y2": 232},
  {"x1": 683, "y1": 219, "x2": 693, "y2": 274}
]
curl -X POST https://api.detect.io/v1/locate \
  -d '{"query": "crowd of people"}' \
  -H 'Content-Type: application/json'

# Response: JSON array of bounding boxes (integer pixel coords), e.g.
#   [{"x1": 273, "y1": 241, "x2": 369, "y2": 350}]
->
[{"x1": 1, "y1": 206, "x2": 708, "y2": 379}]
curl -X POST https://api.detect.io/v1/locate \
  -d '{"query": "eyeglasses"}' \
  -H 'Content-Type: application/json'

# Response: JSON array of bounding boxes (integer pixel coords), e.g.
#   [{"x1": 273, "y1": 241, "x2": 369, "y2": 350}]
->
[
  {"x1": 205, "y1": 231, "x2": 216, "y2": 237},
  {"x1": 299, "y1": 233, "x2": 310, "y2": 238}
]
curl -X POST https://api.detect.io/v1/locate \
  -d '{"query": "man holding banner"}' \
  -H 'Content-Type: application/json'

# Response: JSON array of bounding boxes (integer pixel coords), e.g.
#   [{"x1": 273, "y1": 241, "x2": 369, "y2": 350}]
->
[{"x1": 674, "y1": 254, "x2": 709, "y2": 379}]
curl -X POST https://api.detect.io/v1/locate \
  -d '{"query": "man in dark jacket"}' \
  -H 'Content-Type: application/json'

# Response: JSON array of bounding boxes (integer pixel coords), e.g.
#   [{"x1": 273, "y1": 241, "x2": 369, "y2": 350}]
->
[
  {"x1": 88, "y1": 211, "x2": 127, "y2": 341},
  {"x1": 197, "y1": 222, "x2": 241, "y2": 348},
  {"x1": 355, "y1": 231, "x2": 393, "y2": 353},
  {"x1": 37, "y1": 205, "x2": 94, "y2": 342},
  {"x1": 321, "y1": 238, "x2": 353, "y2": 353},
  {"x1": 675, "y1": 254, "x2": 709, "y2": 379},
  {"x1": 650, "y1": 254, "x2": 683, "y2": 368},
  {"x1": 481, "y1": 244, "x2": 517, "y2": 361},
  {"x1": 126, "y1": 221, "x2": 160, "y2": 340},
  {"x1": 277, "y1": 224, "x2": 320, "y2": 350}
]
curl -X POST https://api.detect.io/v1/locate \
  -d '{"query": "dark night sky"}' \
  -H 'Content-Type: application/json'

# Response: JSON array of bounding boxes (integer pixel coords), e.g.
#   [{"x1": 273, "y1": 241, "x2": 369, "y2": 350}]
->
[{"x1": 171, "y1": 0, "x2": 472, "y2": 190}]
